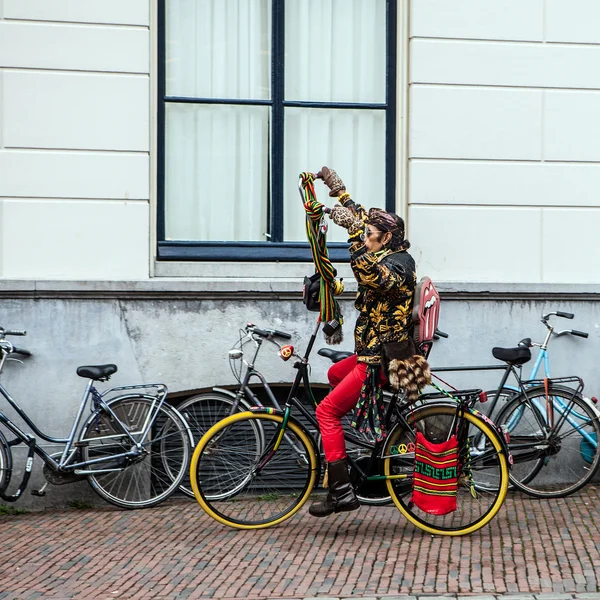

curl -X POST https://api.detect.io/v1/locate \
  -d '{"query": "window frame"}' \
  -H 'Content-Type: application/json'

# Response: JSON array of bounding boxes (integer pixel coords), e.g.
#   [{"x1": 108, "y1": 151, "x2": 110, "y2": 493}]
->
[{"x1": 157, "y1": 0, "x2": 398, "y2": 262}]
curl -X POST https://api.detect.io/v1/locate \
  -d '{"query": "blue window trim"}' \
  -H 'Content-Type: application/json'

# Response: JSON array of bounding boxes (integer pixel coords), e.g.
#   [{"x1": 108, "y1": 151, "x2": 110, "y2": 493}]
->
[{"x1": 157, "y1": 0, "x2": 397, "y2": 262}]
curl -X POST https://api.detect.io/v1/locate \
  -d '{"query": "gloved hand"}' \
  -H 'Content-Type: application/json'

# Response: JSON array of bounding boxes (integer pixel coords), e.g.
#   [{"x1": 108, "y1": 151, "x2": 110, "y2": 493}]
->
[
  {"x1": 317, "y1": 166, "x2": 346, "y2": 198},
  {"x1": 329, "y1": 205, "x2": 362, "y2": 236}
]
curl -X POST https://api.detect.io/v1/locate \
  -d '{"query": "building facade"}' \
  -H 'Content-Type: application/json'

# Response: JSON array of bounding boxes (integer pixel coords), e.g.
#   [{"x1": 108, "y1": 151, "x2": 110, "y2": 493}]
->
[{"x1": 1, "y1": 0, "x2": 599, "y2": 506}]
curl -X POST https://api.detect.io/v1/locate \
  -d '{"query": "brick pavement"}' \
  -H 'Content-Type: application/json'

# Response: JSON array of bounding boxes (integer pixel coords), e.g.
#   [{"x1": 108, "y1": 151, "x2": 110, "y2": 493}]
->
[{"x1": 1, "y1": 486, "x2": 600, "y2": 600}]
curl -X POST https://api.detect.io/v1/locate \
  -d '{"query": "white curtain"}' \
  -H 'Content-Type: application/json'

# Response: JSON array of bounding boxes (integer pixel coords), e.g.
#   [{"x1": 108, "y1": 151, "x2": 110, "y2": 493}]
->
[
  {"x1": 284, "y1": 0, "x2": 387, "y2": 242},
  {"x1": 285, "y1": 0, "x2": 386, "y2": 104},
  {"x1": 166, "y1": 0, "x2": 271, "y2": 100},
  {"x1": 164, "y1": 0, "x2": 387, "y2": 243},
  {"x1": 165, "y1": 104, "x2": 269, "y2": 241},
  {"x1": 284, "y1": 108, "x2": 386, "y2": 242},
  {"x1": 165, "y1": 0, "x2": 271, "y2": 242}
]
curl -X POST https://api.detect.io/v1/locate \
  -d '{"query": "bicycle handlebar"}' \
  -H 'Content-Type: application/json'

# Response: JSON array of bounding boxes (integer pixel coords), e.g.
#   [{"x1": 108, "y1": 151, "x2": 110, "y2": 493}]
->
[
  {"x1": 247, "y1": 324, "x2": 292, "y2": 340},
  {"x1": 570, "y1": 330, "x2": 588, "y2": 338},
  {"x1": 542, "y1": 311, "x2": 574, "y2": 322},
  {"x1": 555, "y1": 311, "x2": 574, "y2": 319},
  {"x1": 11, "y1": 346, "x2": 32, "y2": 357}
]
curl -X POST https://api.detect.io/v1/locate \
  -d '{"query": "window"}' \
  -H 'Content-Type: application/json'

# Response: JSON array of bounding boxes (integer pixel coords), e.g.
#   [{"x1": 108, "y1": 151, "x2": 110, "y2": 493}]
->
[{"x1": 158, "y1": 0, "x2": 397, "y2": 261}]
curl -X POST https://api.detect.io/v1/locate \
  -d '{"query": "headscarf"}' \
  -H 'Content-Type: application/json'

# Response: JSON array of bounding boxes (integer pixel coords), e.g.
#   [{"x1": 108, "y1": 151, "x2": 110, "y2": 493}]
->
[{"x1": 366, "y1": 209, "x2": 410, "y2": 250}]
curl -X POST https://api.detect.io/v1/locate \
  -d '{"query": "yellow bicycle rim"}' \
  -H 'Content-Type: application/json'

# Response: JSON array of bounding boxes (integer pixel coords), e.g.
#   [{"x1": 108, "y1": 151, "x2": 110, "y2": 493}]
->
[
  {"x1": 190, "y1": 411, "x2": 319, "y2": 530},
  {"x1": 384, "y1": 406, "x2": 509, "y2": 536}
]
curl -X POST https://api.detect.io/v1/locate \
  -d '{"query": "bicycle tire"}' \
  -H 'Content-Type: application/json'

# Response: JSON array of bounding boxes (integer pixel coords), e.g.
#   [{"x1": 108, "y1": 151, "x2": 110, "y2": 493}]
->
[
  {"x1": 383, "y1": 403, "x2": 509, "y2": 536},
  {"x1": 0, "y1": 430, "x2": 11, "y2": 495},
  {"x1": 496, "y1": 386, "x2": 600, "y2": 498},
  {"x1": 191, "y1": 411, "x2": 319, "y2": 529},
  {"x1": 80, "y1": 395, "x2": 192, "y2": 509},
  {"x1": 176, "y1": 392, "x2": 254, "y2": 497}
]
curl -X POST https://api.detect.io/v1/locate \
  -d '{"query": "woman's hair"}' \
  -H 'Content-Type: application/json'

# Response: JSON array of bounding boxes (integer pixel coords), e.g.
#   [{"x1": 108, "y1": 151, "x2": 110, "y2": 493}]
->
[{"x1": 367, "y1": 209, "x2": 410, "y2": 251}]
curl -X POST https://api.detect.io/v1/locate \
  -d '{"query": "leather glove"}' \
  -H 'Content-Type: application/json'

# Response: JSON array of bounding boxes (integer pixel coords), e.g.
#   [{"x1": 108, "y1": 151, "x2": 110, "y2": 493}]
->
[
  {"x1": 317, "y1": 166, "x2": 346, "y2": 198},
  {"x1": 330, "y1": 205, "x2": 359, "y2": 230},
  {"x1": 329, "y1": 205, "x2": 363, "y2": 237}
]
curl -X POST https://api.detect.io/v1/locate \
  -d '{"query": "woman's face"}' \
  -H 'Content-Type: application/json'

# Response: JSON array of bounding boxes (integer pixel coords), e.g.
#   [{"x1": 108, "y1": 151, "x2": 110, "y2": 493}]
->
[{"x1": 363, "y1": 226, "x2": 392, "y2": 253}]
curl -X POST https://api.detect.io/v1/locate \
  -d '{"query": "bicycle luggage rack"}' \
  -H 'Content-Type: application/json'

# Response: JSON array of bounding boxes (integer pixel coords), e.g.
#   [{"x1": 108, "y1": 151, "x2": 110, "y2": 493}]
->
[
  {"x1": 522, "y1": 376, "x2": 583, "y2": 390},
  {"x1": 100, "y1": 383, "x2": 168, "y2": 398},
  {"x1": 418, "y1": 388, "x2": 484, "y2": 405}
]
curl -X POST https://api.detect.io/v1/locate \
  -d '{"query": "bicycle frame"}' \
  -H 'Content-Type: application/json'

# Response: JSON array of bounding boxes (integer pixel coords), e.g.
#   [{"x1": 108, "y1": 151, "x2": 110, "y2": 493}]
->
[{"x1": 0, "y1": 347, "x2": 169, "y2": 500}]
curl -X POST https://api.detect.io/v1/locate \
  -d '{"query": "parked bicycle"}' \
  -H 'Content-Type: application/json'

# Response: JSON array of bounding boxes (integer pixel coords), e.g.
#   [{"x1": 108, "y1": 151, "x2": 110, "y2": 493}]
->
[
  {"x1": 188, "y1": 319, "x2": 511, "y2": 536},
  {"x1": 0, "y1": 326, "x2": 193, "y2": 509},
  {"x1": 431, "y1": 312, "x2": 599, "y2": 498},
  {"x1": 176, "y1": 323, "x2": 387, "y2": 504}
]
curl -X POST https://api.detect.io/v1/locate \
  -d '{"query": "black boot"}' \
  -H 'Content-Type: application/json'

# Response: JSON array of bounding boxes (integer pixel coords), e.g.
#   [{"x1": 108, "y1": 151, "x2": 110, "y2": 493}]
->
[{"x1": 309, "y1": 458, "x2": 360, "y2": 518}]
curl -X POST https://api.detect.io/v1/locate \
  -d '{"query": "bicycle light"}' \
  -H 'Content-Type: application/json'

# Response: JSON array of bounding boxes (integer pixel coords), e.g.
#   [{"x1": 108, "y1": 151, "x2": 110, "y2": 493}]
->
[
  {"x1": 478, "y1": 391, "x2": 488, "y2": 403},
  {"x1": 279, "y1": 345, "x2": 294, "y2": 361},
  {"x1": 228, "y1": 349, "x2": 243, "y2": 360}
]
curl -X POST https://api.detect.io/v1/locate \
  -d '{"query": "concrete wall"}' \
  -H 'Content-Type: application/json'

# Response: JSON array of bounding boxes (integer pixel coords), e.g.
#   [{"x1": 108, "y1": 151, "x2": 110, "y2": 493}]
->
[
  {"x1": 0, "y1": 0, "x2": 151, "y2": 279},
  {"x1": 1, "y1": 281, "x2": 599, "y2": 507},
  {"x1": 408, "y1": 0, "x2": 600, "y2": 283}
]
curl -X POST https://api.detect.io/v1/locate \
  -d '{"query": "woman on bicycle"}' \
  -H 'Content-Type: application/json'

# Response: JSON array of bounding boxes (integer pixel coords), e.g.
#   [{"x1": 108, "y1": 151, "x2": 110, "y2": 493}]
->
[{"x1": 309, "y1": 167, "x2": 431, "y2": 518}]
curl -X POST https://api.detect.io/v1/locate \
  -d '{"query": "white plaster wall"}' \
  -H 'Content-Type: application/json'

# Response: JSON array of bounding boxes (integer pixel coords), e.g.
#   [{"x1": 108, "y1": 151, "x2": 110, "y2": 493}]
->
[
  {"x1": 408, "y1": 0, "x2": 600, "y2": 283},
  {"x1": 0, "y1": 1, "x2": 151, "y2": 279}
]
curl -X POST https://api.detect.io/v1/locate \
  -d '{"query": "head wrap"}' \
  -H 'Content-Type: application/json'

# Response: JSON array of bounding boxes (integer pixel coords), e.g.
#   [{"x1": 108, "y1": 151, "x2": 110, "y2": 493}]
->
[{"x1": 366, "y1": 209, "x2": 409, "y2": 250}]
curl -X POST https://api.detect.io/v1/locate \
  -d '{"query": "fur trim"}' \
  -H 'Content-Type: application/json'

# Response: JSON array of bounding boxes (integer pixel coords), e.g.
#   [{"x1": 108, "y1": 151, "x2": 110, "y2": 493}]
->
[{"x1": 387, "y1": 354, "x2": 432, "y2": 403}]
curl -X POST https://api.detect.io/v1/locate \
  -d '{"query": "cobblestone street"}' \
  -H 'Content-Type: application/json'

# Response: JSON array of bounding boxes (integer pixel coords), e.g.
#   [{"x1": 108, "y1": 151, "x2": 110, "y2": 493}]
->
[{"x1": 1, "y1": 486, "x2": 600, "y2": 599}]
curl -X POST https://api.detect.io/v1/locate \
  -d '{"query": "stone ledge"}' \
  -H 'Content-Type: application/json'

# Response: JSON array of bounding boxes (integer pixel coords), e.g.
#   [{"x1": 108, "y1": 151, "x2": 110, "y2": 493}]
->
[{"x1": 0, "y1": 278, "x2": 599, "y2": 300}]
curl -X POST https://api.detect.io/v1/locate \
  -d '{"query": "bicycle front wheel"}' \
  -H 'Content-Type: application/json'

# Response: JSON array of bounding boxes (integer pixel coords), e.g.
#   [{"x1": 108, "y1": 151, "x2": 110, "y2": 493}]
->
[
  {"x1": 497, "y1": 387, "x2": 600, "y2": 498},
  {"x1": 191, "y1": 411, "x2": 319, "y2": 529},
  {"x1": 384, "y1": 404, "x2": 509, "y2": 536},
  {"x1": 176, "y1": 392, "x2": 253, "y2": 497},
  {"x1": 81, "y1": 395, "x2": 192, "y2": 509}
]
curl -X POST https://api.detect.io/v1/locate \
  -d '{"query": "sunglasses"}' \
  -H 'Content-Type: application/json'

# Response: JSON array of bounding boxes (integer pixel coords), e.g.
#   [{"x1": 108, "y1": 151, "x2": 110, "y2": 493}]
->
[{"x1": 360, "y1": 228, "x2": 382, "y2": 242}]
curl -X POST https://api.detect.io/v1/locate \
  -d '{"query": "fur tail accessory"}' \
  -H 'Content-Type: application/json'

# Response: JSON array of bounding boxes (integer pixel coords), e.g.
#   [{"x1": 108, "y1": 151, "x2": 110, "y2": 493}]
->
[{"x1": 387, "y1": 354, "x2": 432, "y2": 403}]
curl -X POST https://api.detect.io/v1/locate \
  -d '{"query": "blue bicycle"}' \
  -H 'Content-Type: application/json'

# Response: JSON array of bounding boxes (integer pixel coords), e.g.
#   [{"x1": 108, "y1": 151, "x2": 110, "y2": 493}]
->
[{"x1": 476, "y1": 312, "x2": 598, "y2": 498}]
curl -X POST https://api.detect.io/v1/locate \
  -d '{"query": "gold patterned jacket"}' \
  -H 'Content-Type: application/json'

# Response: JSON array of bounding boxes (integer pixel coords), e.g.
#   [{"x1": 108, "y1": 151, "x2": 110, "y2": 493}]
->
[
  {"x1": 351, "y1": 246, "x2": 416, "y2": 364},
  {"x1": 340, "y1": 198, "x2": 417, "y2": 364}
]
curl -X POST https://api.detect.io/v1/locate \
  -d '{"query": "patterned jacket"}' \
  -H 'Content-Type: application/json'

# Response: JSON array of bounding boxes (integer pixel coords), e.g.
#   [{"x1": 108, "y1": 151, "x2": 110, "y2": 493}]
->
[
  {"x1": 351, "y1": 246, "x2": 416, "y2": 364},
  {"x1": 340, "y1": 197, "x2": 417, "y2": 364}
]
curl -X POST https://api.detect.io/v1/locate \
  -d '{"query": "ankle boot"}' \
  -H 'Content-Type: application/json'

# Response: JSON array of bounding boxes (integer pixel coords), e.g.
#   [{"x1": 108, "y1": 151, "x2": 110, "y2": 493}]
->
[{"x1": 309, "y1": 458, "x2": 360, "y2": 518}]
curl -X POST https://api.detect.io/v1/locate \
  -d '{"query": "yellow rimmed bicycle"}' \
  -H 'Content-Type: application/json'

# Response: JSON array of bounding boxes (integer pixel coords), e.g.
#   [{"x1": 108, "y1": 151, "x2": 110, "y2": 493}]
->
[{"x1": 190, "y1": 320, "x2": 511, "y2": 537}]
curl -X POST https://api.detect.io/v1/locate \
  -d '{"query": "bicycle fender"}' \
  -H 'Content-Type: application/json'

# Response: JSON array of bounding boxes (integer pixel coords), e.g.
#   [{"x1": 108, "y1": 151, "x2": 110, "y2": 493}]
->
[{"x1": 212, "y1": 387, "x2": 237, "y2": 399}]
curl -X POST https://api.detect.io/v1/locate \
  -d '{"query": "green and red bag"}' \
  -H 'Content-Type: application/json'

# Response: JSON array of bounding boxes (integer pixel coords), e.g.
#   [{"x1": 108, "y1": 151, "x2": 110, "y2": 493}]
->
[{"x1": 411, "y1": 431, "x2": 459, "y2": 515}]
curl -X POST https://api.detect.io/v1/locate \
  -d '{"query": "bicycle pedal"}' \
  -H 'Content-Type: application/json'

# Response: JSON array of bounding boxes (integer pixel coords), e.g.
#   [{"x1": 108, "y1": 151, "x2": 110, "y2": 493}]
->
[{"x1": 31, "y1": 489, "x2": 46, "y2": 497}]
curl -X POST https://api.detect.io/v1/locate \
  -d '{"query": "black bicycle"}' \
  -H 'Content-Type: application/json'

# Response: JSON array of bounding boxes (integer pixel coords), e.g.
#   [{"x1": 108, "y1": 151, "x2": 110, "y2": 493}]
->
[{"x1": 188, "y1": 319, "x2": 511, "y2": 536}]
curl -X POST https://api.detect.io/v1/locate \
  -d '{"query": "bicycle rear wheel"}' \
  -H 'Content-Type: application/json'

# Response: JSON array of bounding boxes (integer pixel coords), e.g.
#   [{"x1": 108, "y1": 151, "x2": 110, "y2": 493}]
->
[
  {"x1": 176, "y1": 392, "x2": 252, "y2": 497},
  {"x1": 497, "y1": 387, "x2": 600, "y2": 498},
  {"x1": 81, "y1": 395, "x2": 192, "y2": 509},
  {"x1": 384, "y1": 404, "x2": 509, "y2": 536},
  {"x1": 191, "y1": 411, "x2": 319, "y2": 529}
]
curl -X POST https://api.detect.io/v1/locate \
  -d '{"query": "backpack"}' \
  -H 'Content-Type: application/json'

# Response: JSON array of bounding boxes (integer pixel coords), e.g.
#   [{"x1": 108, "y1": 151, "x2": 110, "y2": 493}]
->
[{"x1": 412, "y1": 276, "x2": 441, "y2": 358}]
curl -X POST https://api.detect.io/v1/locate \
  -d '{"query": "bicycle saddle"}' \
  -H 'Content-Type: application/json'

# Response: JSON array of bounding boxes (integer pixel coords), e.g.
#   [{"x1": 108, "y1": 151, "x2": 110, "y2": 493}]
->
[
  {"x1": 318, "y1": 348, "x2": 353, "y2": 363},
  {"x1": 76, "y1": 364, "x2": 118, "y2": 380},
  {"x1": 492, "y1": 346, "x2": 531, "y2": 366}
]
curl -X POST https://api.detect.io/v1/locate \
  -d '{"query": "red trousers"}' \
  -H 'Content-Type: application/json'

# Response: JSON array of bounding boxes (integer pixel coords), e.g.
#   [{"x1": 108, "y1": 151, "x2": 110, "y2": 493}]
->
[{"x1": 316, "y1": 354, "x2": 385, "y2": 462}]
